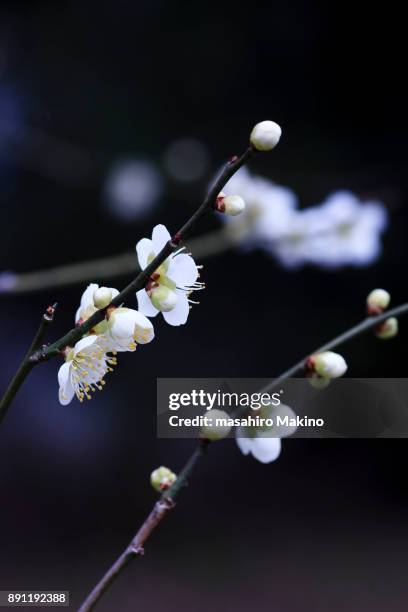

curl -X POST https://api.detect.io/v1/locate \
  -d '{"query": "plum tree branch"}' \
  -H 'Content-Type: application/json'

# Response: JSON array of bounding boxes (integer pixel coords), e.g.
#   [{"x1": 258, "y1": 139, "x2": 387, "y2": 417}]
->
[
  {"x1": 78, "y1": 302, "x2": 408, "y2": 611},
  {"x1": 0, "y1": 147, "x2": 254, "y2": 422},
  {"x1": 78, "y1": 440, "x2": 208, "y2": 612},
  {"x1": 0, "y1": 304, "x2": 57, "y2": 423}
]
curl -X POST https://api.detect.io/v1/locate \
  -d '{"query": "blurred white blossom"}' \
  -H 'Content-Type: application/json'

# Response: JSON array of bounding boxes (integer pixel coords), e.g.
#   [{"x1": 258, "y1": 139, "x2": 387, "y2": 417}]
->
[
  {"x1": 223, "y1": 167, "x2": 298, "y2": 246},
  {"x1": 273, "y1": 191, "x2": 388, "y2": 269},
  {"x1": 223, "y1": 168, "x2": 388, "y2": 269},
  {"x1": 163, "y1": 138, "x2": 210, "y2": 182},
  {"x1": 104, "y1": 159, "x2": 163, "y2": 221},
  {"x1": 236, "y1": 403, "x2": 297, "y2": 463}
]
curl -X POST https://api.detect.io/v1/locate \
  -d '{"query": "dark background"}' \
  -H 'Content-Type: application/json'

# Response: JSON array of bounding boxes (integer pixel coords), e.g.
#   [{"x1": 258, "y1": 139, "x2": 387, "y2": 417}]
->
[{"x1": 0, "y1": 1, "x2": 407, "y2": 610}]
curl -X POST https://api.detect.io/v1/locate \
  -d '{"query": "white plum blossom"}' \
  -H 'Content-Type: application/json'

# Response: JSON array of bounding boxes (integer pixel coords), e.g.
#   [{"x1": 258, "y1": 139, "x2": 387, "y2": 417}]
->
[
  {"x1": 136, "y1": 224, "x2": 204, "y2": 326},
  {"x1": 58, "y1": 335, "x2": 116, "y2": 405},
  {"x1": 222, "y1": 169, "x2": 388, "y2": 269},
  {"x1": 236, "y1": 403, "x2": 297, "y2": 464},
  {"x1": 236, "y1": 434, "x2": 282, "y2": 464},
  {"x1": 107, "y1": 307, "x2": 154, "y2": 352}
]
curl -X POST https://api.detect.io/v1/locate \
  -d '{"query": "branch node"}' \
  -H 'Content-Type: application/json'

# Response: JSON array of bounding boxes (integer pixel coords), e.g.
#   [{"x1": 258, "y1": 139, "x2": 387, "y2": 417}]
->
[
  {"x1": 44, "y1": 302, "x2": 58, "y2": 322},
  {"x1": 171, "y1": 233, "x2": 182, "y2": 246}
]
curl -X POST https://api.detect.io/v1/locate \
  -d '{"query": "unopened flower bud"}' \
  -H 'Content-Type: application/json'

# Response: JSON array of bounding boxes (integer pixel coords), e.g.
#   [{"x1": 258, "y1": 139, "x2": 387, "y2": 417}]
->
[
  {"x1": 93, "y1": 286, "x2": 113, "y2": 309},
  {"x1": 367, "y1": 288, "x2": 390, "y2": 315},
  {"x1": 221, "y1": 195, "x2": 246, "y2": 216},
  {"x1": 375, "y1": 317, "x2": 398, "y2": 340},
  {"x1": 311, "y1": 351, "x2": 348, "y2": 379},
  {"x1": 200, "y1": 409, "x2": 231, "y2": 441},
  {"x1": 250, "y1": 120, "x2": 282, "y2": 151},
  {"x1": 150, "y1": 285, "x2": 178, "y2": 312},
  {"x1": 308, "y1": 374, "x2": 331, "y2": 390},
  {"x1": 150, "y1": 466, "x2": 177, "y2": 492}
]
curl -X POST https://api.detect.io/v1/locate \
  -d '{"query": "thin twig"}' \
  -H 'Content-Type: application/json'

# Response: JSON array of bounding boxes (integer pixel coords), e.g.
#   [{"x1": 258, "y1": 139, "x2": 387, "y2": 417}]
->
[
  {"x1": 78, "y1": 440, "x2": 208, "y2": 612},
  {"x1": 260, "y1": 301, "x2": 408, "y2": 393},
  {"x1": 0, "y1": 303, "x2": 57, "y2": 424},
  {"x1": 0, "y1": 229, "x2": 233, "y2": 295},
  {"x1": 78, "y1": 302, "x2": 408, "y2": 610}
]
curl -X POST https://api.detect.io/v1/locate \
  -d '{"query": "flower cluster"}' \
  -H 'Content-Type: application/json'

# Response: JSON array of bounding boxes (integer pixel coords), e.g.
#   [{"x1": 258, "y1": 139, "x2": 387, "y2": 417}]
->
[
  {"x1": 59, "y1": 283, "x2": 155, "y2": 404},
  {"x1": 222, "y1": 167, "x2": 388, "y2": 269},
  {"x1": 367, "y1": 288, "x2": 398, "y2": 339},
  {"x1": 58, "y1": 224, "x2": 203, "y2": 404}
]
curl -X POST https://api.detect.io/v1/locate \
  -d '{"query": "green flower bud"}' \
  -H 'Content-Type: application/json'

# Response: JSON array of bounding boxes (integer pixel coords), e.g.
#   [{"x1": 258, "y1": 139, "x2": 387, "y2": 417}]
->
[
  {"x1": 375, "y1": 317, "x2": 398, "y2": 340},
  {"x1": 200, "y1": 409, "x2": 231, "y2": 441},
  {"x1": 313, "y1": 351, "x2": 347, "y2": 379},
  {"x1": 150, "y1": 285, "x2": 178, "y2": 312},
  {"x1": 367, "y1": 288, "x2": 390, "y2": 314},
  {"x1": 93, "y1": 287, "x2": 113, "y2": 309},
  {"x1": 150, "y1": 466, "x2": 177, "y2": 492}
]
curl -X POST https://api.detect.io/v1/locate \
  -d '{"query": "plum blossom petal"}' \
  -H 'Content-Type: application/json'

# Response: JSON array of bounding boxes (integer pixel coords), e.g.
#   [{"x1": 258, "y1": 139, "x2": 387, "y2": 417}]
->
[
  {"x1": 249, "y1": 435, "x2": 282, "y2": 463},
  {"x1": 167, "y1": 253, "x2": 198, "y2": 289},
  {"x1": 152, "y1": 224, "x2": 171, "y2": 253},
  {"x1": 58, "y1": 361, "x2": 75, "y2": 406},
  {"x1": 162, "y1": 291, "x2": 190, "y2": 326},
  {"x1": 136, "y1": 238, "x2": 154, "y2": 270},
  {"x1": 236, "y1": 429, "x2": 282, "y2": 463},
  {"x1": 107, "y1": 307, "x2": 155, "y2": 352},
  {"x1": 136, "y1": 289, "x2": 160, "y2": 317}
]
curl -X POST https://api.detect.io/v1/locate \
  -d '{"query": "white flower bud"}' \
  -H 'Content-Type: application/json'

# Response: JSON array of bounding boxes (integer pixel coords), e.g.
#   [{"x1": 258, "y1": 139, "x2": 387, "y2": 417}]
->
[
  {"x1": 312, "y1": 351, "x2": 348, "y2": 379},
  {"x1": 367, "y1": 288, "x2": 390, "y2": 314},
  {"x1": 93, "y1": 286, "x2": 113, "y2": 309},
  {"x1": 150, "y1": 285, "x2": 178, "y2": 312},
  {"x1": 150, "y1": 466, "x2": 177, "y2": 492},
  {"x1": 375, "y1": 317, "x2": 398, "y2": 340},
  {"x1": 200, "y1": 409, "x2": 231, "y2": 441},
  {"x1": 222, "y1": 195, "x2": 246, "y2": 216},
  {"x1": 250, "y1": 120, "x2": 282, "y2": 151}
]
